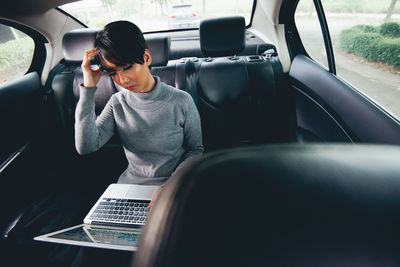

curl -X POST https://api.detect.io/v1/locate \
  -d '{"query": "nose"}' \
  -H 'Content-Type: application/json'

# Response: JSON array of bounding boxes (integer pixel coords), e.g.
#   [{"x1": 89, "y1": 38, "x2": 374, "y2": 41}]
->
[{"x1": 116, "y1": 72, "x2": 130, "y2": 86}]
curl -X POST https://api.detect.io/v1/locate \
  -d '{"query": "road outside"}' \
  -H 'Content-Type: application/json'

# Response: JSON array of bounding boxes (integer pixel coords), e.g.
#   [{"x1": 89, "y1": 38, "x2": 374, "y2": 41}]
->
[{"x1": 296, "y1": 13, "x2": 400, "y2": 120}]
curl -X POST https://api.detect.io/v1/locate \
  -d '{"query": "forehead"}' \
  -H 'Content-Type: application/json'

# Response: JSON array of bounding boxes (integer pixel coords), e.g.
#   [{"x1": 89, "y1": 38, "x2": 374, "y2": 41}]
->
[{"x1": 101, "y1": 57, "x2": 120, "y2": 69}]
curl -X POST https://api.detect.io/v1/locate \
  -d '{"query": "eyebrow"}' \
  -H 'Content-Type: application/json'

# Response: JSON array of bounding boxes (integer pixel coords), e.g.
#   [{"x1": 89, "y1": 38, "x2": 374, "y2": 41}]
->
[
  {"x1": 102, "y1": 67, "x2": 117, "y2": 73},
  {"x1": 102, "y1": 63, "x2": 132, "y2": 73}
]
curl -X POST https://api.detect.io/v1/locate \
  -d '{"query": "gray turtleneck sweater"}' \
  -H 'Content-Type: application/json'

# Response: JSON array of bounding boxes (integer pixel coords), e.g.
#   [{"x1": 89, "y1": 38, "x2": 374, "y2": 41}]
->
[{"x1": 75, "y1": 76, "x2": 203, "y2": 185}]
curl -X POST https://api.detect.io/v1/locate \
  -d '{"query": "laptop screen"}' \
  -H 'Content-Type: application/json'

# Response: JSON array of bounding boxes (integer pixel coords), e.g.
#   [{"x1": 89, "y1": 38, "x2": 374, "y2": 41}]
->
[{"x1": 34, "y1": 224, "x2": 141, "y2": 251}]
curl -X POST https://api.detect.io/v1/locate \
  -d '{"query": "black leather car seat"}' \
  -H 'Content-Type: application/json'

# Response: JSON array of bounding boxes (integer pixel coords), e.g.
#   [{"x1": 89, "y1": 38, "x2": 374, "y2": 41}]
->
[
  {"x1": 183, "y1": 16, "x2": 296, "y2": 151},
  {"x1": 133, "y1": 143, "x2": 400, "y2": 267}
]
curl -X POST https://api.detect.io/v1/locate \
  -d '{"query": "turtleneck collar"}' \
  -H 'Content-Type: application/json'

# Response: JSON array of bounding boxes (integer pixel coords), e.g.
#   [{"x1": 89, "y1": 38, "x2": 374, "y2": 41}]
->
[{"x1": 122, "y1": 76, "x2": 171, "y2": 111}]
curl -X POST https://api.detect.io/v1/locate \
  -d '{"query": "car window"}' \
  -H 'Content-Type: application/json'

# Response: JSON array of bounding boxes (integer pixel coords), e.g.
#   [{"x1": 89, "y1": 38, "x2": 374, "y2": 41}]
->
[
  {"x1": 0, "y1": 24, "x2": 35, "y2": 85},
  {"x1": 59, "y1": 0, "x2": 254, "y2": 32},
  {"x1": 295, "y1": 0, "x2": 400, "y2": 120}
]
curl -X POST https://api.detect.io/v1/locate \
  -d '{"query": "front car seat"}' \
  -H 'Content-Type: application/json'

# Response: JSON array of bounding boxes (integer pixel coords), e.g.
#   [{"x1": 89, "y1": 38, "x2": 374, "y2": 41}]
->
[{"x1": 133, "y1": 143, "x2": 400, "y2": 267}]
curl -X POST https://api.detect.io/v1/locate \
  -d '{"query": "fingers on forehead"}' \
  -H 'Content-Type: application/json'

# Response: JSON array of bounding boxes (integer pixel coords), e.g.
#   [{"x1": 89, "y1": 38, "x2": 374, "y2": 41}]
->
[{"x1": 86, "y1": 48, "x2": 98, "y2": 54}]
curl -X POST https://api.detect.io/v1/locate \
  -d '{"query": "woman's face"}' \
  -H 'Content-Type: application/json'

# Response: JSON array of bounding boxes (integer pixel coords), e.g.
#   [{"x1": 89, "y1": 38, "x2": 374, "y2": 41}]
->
[{"x1": 100, "y1": 49, "x2": 154, "y2": 93}]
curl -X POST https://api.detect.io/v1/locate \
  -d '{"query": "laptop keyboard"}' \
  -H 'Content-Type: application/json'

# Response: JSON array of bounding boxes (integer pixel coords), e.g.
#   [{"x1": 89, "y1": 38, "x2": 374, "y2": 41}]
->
[{"x1": 89, "y1": 198, "x2": 150, "y2": 225}]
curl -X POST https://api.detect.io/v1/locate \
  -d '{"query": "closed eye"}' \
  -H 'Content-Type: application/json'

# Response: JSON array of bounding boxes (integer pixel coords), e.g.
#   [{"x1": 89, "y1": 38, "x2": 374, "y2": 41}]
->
[{"x1": 104, "y1": 64, "x2": 133, "y2": 77}]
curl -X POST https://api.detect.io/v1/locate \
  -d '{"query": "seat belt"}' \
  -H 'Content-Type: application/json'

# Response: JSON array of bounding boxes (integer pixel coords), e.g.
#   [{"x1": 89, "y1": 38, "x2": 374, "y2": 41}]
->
[
  {"x1": 184, "y1": 58, "x2": 200, "y2": 107},
  {"x1": 40, "y1": 61, "x2": 74, "y2": 133},
  {"x1": 263, "y1": 49, "x2": 283, "y2": 86},
  {"x1": 42, "y1": 61, "x2": 69, "y2": 98},
  {"x1": 263, "y1": 49, "x2": 297, "y2": 142}
]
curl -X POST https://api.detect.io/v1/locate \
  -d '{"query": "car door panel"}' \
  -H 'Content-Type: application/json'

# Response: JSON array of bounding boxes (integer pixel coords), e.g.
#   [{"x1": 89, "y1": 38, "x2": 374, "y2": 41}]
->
[
  {"x1": 0, "y1": 72, "x2": 42, "y2": 163},
  {"x1": 0, "y1": 72, "x2": 45, "y2": 236},
  {"x1": 295, "y1": 88, "x2": 352, "y2": 142},
  {"x1": 290, "y1": 55, "x2": 400, "y2": 145}
]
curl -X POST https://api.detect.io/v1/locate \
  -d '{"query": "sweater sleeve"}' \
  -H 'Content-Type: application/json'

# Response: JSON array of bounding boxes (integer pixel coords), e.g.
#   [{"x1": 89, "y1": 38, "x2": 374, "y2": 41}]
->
[
  {"x1": 172, "y1": 95, "x2": 204, "y2": 174},
  {"x1": 74, "y1": 84, "x2": 116, "y2": 155}
]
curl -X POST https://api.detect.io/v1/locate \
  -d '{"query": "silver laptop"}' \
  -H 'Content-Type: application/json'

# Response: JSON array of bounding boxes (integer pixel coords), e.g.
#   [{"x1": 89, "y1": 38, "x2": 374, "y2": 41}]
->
[{"x1": 34, "y1": 183, "x2": 160, "y2": 251}]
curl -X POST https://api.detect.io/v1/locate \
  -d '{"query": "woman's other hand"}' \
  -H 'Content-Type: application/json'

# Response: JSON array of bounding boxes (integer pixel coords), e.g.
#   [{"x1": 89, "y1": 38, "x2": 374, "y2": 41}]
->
[{"x1": 147, "y1": 188, "x2": 162, "y2": 210}]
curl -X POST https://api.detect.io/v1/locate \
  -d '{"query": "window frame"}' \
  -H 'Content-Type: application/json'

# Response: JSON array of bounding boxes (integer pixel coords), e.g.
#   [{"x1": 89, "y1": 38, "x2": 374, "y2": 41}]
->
[
  {"x1": 0, "y1": 19, "x2": 47, "y2": 79},
  {"x1": 280, "y1": 0, "x2": 336, "y2": 74},
  {"x1": 312, "y1": 0, "x2": 335, "y2": 74}
]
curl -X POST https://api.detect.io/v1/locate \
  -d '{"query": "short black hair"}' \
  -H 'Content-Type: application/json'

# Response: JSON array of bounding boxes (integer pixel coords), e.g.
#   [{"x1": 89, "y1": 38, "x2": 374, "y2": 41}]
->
[{"x1": 95, "y1": 20, "x2": 148, "y2": 66}]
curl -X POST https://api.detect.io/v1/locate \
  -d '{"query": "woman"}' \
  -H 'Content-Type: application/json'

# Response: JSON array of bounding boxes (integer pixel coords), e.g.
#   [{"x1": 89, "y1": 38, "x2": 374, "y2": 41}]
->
[{"x1": 75, "y1": 20, "x2": 204, "y2": 206}]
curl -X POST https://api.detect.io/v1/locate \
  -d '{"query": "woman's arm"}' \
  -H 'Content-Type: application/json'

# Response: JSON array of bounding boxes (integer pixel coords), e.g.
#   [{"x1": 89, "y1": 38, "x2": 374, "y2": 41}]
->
[
  {"x1": 74, "y1": 48, "x2": 116, "y2": 155},
  {"x1": 74, "y1": 88, "x2": 115, "y2": 155},
  {"x1": 175, "y1": 95, "x2": 204, "y2": 171}
]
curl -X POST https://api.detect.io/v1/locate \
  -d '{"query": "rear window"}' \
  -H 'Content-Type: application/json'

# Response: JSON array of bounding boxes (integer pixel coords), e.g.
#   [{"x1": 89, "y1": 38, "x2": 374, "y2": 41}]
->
[{"x1": 59, "y1": 0, "x2": 254, "y2": 32}]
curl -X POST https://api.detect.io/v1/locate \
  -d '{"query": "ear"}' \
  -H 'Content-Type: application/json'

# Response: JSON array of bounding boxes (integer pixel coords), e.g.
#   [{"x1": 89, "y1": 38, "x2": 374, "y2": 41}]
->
[{"x1": 143, "y1": 49, "x2": 152, "y2": 67}]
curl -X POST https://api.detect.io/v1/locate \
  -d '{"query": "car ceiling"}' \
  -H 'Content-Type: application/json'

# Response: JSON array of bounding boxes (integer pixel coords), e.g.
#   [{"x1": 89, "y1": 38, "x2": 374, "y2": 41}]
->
[{"x1": 0, "y1": 0, "x2": 76, "y2": 17}]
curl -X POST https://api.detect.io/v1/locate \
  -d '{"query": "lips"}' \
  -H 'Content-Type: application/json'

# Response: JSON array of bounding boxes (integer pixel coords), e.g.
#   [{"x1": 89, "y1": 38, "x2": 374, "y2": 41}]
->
[{"x1": 127, "y1": 86, "x2": 136, "y2": 91}]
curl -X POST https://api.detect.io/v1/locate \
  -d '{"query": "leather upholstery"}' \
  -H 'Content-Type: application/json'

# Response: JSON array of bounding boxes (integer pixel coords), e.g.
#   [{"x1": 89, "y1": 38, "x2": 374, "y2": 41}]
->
[
  {"x1": 150, "y1": 62, "x2": 176, "y2": 87},
  {"x1": 197, "y1": 56, "x2": 284, "y2": 150},
  {"x1": 198, "y1": 57, "x2": 249, "y2": 106},
  {"x1": 199, "y1": 16, "x2": 245, "y2": 57},
  {"x1": 194, "y1": 17, "x2": 294, "y2": 150},
  {"x1": 197, "y1": 57, "x2": 254, "y2": 149},
  {"x1": 133, "y1": 143, "x2": 400, "y2": 267},
  {"x1": 146, "y1": 36, "x2": 171, "y2": 67},
  {"x1": 62, "y1": 28, "x2": 98, "y2": 64}
]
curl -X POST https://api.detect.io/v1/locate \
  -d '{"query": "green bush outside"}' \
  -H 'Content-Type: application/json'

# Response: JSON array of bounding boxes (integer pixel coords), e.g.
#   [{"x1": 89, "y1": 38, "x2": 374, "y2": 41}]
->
[
  {"x1": 340, "y1": 23, "x2": 400, "y2": 67},
  {"x1": 353, "y1": 24, "x2": 378, "y2": 33},
  {"x1": 380, "y1": 22, "x2": 400, "y2": 38},
  {"x1": 0, "y1": 37, "x2": 34, "y2": 72}
]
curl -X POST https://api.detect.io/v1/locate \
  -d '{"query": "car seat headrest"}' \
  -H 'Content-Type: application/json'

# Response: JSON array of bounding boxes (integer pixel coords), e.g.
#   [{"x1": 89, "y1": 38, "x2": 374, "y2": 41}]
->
[
  {"x1": 199, "y1": 16, "x2": 245, "y2": 57},
  {"x1": 146, "y1": 36, "x2": 171, "y2": 67},
  {"x1": 62, "y1": 28, "x2": 99, "y2": 64},
  {"x1": 62, "y1": 29, "x2": 170, "y2": 66}
]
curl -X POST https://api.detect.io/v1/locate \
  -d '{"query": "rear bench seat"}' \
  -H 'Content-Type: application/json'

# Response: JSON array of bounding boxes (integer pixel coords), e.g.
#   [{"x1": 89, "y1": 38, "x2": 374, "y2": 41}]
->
[{"x1": 48, "y1": 16, "x2": 295, "y2": 173}]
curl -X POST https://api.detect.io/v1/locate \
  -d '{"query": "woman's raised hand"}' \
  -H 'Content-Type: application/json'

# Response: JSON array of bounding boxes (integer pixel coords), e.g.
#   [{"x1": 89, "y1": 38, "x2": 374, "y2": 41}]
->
[{"x1": 82, "y1": 48, "x2": 103, "y2": 88}]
